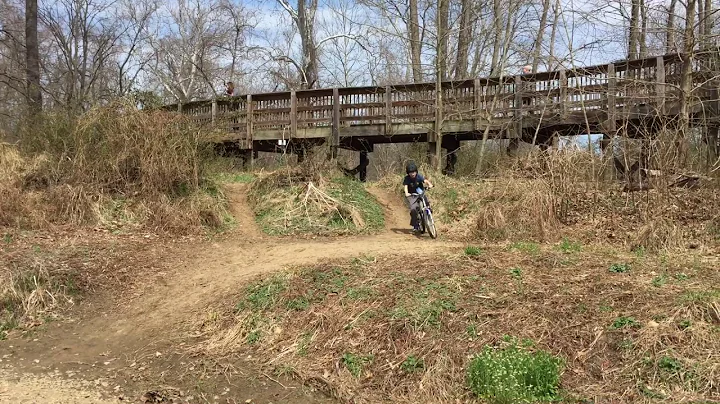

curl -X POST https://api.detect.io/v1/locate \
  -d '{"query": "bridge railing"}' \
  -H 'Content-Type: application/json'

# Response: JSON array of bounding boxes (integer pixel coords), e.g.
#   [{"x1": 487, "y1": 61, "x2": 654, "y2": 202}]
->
[{"x1": 169, "y1": 48, "x2": 719, "y2": 144}]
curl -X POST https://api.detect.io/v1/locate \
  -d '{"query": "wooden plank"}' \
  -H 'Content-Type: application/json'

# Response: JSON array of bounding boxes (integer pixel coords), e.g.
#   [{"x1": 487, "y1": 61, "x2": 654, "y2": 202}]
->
[
  {"x1": 385, "y1": 86, "x2": 392, "y2": 135},
  {"x1": 211, "y1": 99, "x2": 217, "y2": 125},
  {"x1": 606, "y1": 63, "x2": 617, "y2": 134},
  {"x1": 332, "y1": 88, "x2": 340, "y2": 150},
  {"x1": 655, "y1": 56, "x2": 666, "y2": 115},
  {"x1": 246, "y1": 95, "x2": 253, "y2": 146},
  {"x1": 514, "y1": 75, "x2": 523, "y2": 138},
  {"x1": 290, "y1": 90, "x2": 297, "y2": 139}
]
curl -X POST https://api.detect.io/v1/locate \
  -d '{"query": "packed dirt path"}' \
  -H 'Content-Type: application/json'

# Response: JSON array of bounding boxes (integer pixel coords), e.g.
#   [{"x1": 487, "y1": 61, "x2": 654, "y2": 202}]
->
[{"x1": 1, "y1": 184, "x2": 463, "y2": 403}]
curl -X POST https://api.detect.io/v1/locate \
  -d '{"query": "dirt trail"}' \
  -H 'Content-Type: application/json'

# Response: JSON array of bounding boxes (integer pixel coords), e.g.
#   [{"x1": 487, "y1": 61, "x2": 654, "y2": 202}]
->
[
  {"x1": 366, "y1": 184, "x2": 411, "y2": 232},
  {"x1": 2, "y1": 183, "x2": 462, "y2": 403}
]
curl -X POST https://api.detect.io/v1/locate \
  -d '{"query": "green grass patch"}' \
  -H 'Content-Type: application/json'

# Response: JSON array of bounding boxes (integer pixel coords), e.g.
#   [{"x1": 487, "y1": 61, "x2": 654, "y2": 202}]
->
[
  {"x1": 466, "y1": 337, "x2": 564, "y2": 404},
  {"x1": 508, "y1": 241, "x2": 540, "y2": 255},
  {"x1": 464, "y1": 246, "x2": 483, "y2": 256},
  {"x1": 401, "y1": 355, "x2": 425, "y2": 373},
  {"x1": 609, "y1": 263, "x2": 630, "y2": 273},
  {"x1": 342, "y1": 353, "x2": 373, "y2": 377},
  {"x1": 238, "y1": 275, "x2": 287, "y2": 312},
  {"x1": 557, "y1": 238, "x2": 582, "y2": 254},
  {"x1": 612, "y1": 316, "x2": 640, "y2": 329}
]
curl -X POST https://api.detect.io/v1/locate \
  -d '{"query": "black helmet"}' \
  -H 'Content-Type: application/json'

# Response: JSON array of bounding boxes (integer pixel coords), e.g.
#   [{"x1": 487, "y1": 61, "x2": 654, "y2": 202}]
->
[{"x1": 406, "y1": 162, "x2": 417, "y2": 174}]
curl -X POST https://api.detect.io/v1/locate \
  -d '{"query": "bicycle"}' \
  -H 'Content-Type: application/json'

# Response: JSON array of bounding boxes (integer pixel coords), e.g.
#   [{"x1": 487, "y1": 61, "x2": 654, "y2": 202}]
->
[{"x1": 409, "y1": 188, "x2": 437, "y2": 239}]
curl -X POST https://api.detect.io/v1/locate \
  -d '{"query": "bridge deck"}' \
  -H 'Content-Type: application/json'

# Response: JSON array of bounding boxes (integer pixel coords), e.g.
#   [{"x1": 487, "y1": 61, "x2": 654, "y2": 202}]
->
[{"x1": 167, "y1": 50, "x2": 720, "y2": 152}]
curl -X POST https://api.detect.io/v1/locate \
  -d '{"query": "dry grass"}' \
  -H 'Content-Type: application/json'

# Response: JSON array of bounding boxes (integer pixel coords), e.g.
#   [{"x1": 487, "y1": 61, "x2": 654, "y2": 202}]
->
[
  {"x1": 375, "y1": 150, "x2": 719, "y2": 251},
  {"x1": 0, "y1": 229, "x2": 180, "y2": 338},
  {"x1": 1, "y1": 103, "x2": 230, "y2": 233},
  {"x1": 202, "y1": 245, "x2": 720, "y2": 403}
]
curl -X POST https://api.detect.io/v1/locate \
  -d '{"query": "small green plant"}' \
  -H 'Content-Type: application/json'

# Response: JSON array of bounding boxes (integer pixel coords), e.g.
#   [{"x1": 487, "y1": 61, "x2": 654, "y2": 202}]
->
[
  {"x1": 674, "y1": 272, "x2": 690, "y2": 281},
  {"x1": 657, "y1": 356, "x2": 682, "y2": 374},
  {"x1": 246, "y1": 330, "x2": 261, "y2": 344},
  {"x1": 651, "y1": 274, "x2": 667, "y2": 287},
  {"x1": 2, "y1": 234, "x2": 12, "y2": 244},
  {"x1": 401, "y1": 355, "x2": 425, "y2": 373},
  {"x1": 508, "y1": 242, "x2": 540, "y2": 255},
  {"x1": 678, "y1": 319, "x2": 692, "y2": 330},
  {"x1": 611, "y1": 316, "x2": 640, "y2": 329},
  {"x1": 297, "y1": 333, "x2": 312, "y2": 356},
  {"x1": 466, "y1": 338, "x2": 564, "y2": 404},
  {"x1": 609, "y1": 263, "x2": 630, "y2": 273},
  {"x1": 464, "y1": 246, "x2": 483, "y2": 256},
  {"x1": 341, "y1": 353, "x2": 372, "y2": 378},
  {"x1": 467, "y1": 323, "x2": 478, "y2": 339},
  {"x1": 510, "y1": 268, "x2": 523, "y2": 280},
  {"x1": 558, "y1": 238, "x2": 581, "y2": 254},
  {"x1": 633, "y1": 246, "x2": 646, "y2": 258}
]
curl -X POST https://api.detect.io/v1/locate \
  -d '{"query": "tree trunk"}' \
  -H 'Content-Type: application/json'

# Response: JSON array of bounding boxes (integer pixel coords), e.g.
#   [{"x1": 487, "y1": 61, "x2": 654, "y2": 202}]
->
[
  {"x1": 703, "y1": 0, "x2": 712, "y2": 48},
  {"x1": 628, "y1": 0, "x2": 640, "y2": 59},
  {"x1": 678, "y1": 0, "x2": 696, "y2": 168},
  {"x1": 297, "y1": 0, "x2": 319, "y2": 88},
  {"x1": 436, "y1": 0, "x2": 449, "y2": 80},
  {"x1": 489, "y1": 0, "x2": 503, "y2": 75},
  {"x1": 409, "y1": 0, "x2": 422, "y2": 82},
  {"x1": 666, "y1": 0, "x2": 677, "y2": 54},
  {"x1": 548, "y1": 0, "x2": 560, "y2": 70},
  {"x1": 532, "y1": 0, "x2": 551, "y2": 72},
  {"x1": 453, "y1": 0, "x2": 472, "y2": 79},
  {"x1": 25, "y1": 0, "x2": 42, "y2": 115},
  {"x1": 639, "y1": 0, "x2": 647, "y2": 58}
]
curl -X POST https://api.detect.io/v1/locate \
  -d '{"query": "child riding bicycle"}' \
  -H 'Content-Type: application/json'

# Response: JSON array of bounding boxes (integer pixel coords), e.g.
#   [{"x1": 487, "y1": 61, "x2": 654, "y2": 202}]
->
[{"x1": 402, "y1": 162, "x2": 433, "y2": 232}]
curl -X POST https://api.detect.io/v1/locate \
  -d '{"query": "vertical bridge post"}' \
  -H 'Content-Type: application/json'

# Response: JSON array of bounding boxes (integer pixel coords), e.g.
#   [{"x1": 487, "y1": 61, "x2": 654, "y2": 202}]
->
[
  {"x1": 514, "y1": 75, "x2": 523, "y2": 140},
  {"x1": 332, "y1": 88, "x2": 340, "y2": 159},
  {"x1": 290, "y1": 90, "x2": 297, "y2": 140},
  {"x1": 655, "y1": 55, "x2": 666, "y2": 116},
  {"x1": 246, "y1": 94, "x2": 254, "y2": 168},
  {"x1": 385, "y1": 86, "x2": 392, "y2": 136}
]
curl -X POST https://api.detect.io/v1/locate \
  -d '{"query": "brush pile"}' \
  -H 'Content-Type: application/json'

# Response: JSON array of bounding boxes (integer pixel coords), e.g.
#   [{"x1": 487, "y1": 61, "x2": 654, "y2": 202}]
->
[{"x1": 248, "y1": 163, "x2": 382, "y2": 236}]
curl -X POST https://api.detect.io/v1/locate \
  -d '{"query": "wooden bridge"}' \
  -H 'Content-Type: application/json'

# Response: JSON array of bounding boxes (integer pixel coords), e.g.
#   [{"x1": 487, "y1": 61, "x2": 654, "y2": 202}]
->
[{"x1": 167, "y1": 49, "x2": 720, "y2": 176}]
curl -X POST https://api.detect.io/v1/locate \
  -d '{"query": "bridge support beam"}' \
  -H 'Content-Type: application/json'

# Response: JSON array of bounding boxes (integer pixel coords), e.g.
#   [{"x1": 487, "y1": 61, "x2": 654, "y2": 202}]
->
[
  {"x1": 359, "y1": 151, "x2": 369, "y2": 182},
  {"x1": 442, "y1": 137, "x2": 460, "y2": 176},
  {"x1": 507, "y1": 138, "x2": 520, "y2": 157}
]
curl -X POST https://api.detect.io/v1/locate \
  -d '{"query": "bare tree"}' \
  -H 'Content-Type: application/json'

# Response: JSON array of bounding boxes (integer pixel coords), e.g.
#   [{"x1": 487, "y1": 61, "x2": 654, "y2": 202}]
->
[{"x1": 25, "y1": 0, "x2": 41, "y2": 114}]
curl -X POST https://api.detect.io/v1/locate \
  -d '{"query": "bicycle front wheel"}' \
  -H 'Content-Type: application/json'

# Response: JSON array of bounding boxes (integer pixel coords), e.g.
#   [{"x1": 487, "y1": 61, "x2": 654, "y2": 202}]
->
[{"x1": 424, "y1": 209, "x2": 437, "y2": 239}]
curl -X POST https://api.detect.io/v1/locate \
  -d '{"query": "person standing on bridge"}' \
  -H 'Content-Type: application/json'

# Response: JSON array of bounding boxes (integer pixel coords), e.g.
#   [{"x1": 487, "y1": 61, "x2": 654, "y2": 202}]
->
[
  {"x1": 224, "y1": 81, "x2": 237, "y2": 96},
  {"x1": 403, "y1": 162, "x2": 433, "y2": 233}
]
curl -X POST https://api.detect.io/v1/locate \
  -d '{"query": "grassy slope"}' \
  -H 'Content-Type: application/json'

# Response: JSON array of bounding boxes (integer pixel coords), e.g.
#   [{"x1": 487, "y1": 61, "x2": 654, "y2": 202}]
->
[
  {"x1": 207, "y1": 242, "x2": 719, "y2": 403},
  {"x1": 250, "y1": 174, "x2": 384, "y2": 236}
]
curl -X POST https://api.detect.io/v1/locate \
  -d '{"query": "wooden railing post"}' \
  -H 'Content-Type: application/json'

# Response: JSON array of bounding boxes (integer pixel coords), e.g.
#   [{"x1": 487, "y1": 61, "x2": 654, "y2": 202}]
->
[
  {"x1": 559, "y1": 70, "x2": 567, "y2": 118},
  {"x1": 606, "y1": 63, "x2": 617, "y2": 134},
  {"x1": 331, "y1": 88, "x2": 340, "y2": 159},
  {"x1": 513, "y1": 75, "x2": 523, "y2": 139},
  {"x1": 655, "y1": 56, "x2": 666, "y2": 116},
  {"x1": 474, "y1": 78, "x2": 481, "y2": 131},
  {"x1": 290, "y1": 90, "x2": 297, "y2": 139},
  {"x1": 177, "y1": 102, "x2": 182, "y2": 113},
  {"x1": 211, "y1": 98, "x2": 217, "y2": 126},
  {"x1": 246, "y1": 94, "x2": 253, "y2": 167},
  {"x1": 385, "y1": 86, "x2": 392, "y2": 136}
]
